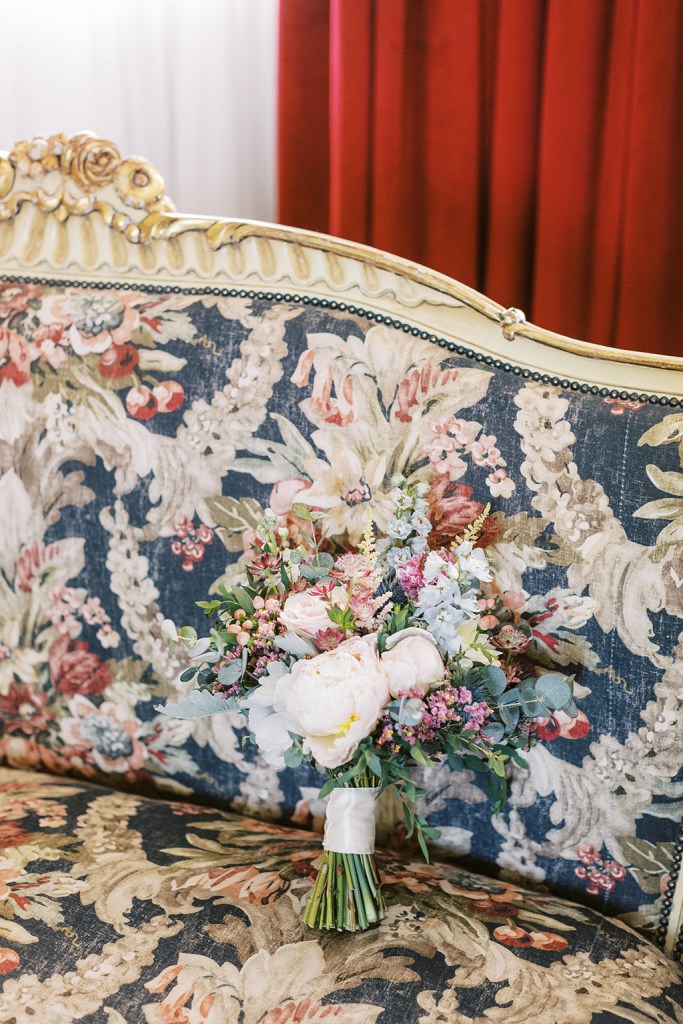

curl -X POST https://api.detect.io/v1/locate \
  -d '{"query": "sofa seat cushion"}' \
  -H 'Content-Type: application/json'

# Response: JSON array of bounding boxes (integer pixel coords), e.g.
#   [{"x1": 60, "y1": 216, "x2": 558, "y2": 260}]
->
[{"x1": 0, "y1": 768, "x2": 680, "y2": 1024}]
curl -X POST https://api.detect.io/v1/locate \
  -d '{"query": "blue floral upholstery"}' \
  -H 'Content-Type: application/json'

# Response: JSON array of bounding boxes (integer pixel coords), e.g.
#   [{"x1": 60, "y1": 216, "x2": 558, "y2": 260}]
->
[{"x1": 0, "y1": 276, "x2": 681, "y2": 1017}]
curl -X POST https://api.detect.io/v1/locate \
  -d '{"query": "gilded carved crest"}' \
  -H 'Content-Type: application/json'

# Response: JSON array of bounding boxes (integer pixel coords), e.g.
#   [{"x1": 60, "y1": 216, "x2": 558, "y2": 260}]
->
[{"x1": 0, "y1": 131, "x2": 174, "y2": 238}]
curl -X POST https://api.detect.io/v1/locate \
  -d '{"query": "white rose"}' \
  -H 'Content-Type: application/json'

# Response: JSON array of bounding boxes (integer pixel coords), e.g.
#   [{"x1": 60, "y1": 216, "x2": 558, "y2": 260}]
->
[
  {"x1": 279, "y1": 587, "x2": 347, "y2": 640},
  {"x1": 284, "y1": 637, "x2": 390, "y2": 769},
  {"x1": 244, "y1": 673, "x2": 301, "y2": 767},
  {"x1": 381, "y1": 628, "x2": 446, "y2": 698}
]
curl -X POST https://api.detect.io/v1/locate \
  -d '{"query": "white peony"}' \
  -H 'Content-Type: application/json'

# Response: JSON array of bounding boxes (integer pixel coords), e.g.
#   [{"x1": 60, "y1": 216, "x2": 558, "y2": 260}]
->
[
  {"x1": 381, "y1": 627, "x2": 446, "y2": 698},
  {"x1": 284, "y1": 637, "x2": 390, "y2": 769},
  {"x1": 243, "y1": 672, "x2": 301, "y2": 767},
  {"x1": 279, "y1": 587, "x2": 347, "y2": 640}
]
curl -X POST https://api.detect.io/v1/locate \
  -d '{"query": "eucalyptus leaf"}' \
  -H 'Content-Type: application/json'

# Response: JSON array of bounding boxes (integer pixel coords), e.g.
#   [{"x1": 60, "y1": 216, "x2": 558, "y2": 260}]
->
[
  {"x1": 536, "y1": 673, "x2": 573, "y2": 711},
  {"x1": 482, "y1": 721, "x2": 506, "y2": 743},
  {"x1": 312, "y1": 552, "x2": 334, "y2": 568},
  {"x1": 161, "y1": 618, "x2": 178, "y2": 655},
  {"x1": 161, "y1": 618, "x2": 178, "y2": 642},
  {"x1": 483, "y1": 665, "x2": 507, "y2": 697},
  {"x1": 518, "y1": 682, "x2": 545, "y2": 717},
  {"x1": 274, "y1": 631, "x2": 318, "y2": 657},
  {"x1": 154, "y1": 690, "x2": 239, "y2": 720},
  {"x1": 299, "y1": 564, "x2": 329, "y2": 581},
  {"x1": 217, "y1": 661, "x2": 245, "y2": 686},
  {"x1": 284, "y1": 746, "x2": 303, "y2": 768},
  {"x1": 388, "y1": 697, "x2": 425, "y2": 727},
  {"x1": 200, "y1": 652, "x2": 221, "y2": 664},
  {"x1": 188, "y1": 637, "x2": 212, "y2": 659},
  {"x1": 210, "y1": 629, "x2": 226, "y2": 656},
  {"x1": 497, "y1": 689, "x2": 521, "y2": 728}
]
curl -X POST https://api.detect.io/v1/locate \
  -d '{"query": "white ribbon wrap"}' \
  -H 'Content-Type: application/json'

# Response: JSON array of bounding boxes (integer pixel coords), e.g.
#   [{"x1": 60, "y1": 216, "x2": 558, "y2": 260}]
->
[{"x1": 323, "y1": 787, "x2": 381, "y2": 855}]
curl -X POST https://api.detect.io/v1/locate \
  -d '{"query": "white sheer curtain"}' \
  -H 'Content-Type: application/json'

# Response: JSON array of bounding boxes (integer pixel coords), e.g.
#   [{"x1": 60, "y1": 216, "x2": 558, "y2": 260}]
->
[{"x1": 0, "y1": 0, "x2": 278, "y2": 220}]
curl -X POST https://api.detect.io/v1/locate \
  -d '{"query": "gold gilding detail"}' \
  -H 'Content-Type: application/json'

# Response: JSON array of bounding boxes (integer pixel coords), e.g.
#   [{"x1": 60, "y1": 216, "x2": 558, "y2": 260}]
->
[
  {"x1": 1, "y1": 132, "x2": 174, "y2": 232},
  {"x1": 0, "y1": 157, "x2": 14, "y2": 199}
]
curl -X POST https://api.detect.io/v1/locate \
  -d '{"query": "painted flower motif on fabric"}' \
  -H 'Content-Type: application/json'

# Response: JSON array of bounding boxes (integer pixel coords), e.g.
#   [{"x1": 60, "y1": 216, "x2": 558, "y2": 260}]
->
[
  {"x1": 49, "y1": 636, "x2": 113, "y2": 697},
  {"x1": 0, "y1": 472, "x2": 201, "y2": 788},
  {"x1": 60, "y1": 697, "x2": 146, "y2": 774},
  {"x1": 170, "y1": 516, "x2": 214, "y2": 572},
  {"x1": 0, "y1": 283, "x2": 195, "y2": 421}
]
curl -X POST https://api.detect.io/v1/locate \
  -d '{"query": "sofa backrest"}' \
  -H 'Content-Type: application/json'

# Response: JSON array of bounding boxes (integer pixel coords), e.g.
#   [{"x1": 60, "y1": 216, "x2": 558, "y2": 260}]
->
[{"x1": 1, "y1": 133, "x2": 682, "y2": 948}]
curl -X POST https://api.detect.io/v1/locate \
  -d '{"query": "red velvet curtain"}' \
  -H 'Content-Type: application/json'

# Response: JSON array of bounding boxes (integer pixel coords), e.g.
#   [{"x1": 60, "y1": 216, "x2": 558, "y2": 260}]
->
[{"x1": 279, "y1": 0, "x2": 683, "y2": 356}]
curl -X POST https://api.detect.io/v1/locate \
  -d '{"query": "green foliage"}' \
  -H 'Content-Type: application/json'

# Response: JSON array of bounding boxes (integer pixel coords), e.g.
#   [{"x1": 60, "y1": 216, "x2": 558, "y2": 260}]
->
[
  {"x1": 327, "y1": 604, "x2": 355, "y2": 630},
  {"x1": 196, "y1": 600, "x2": 222, "y2": 616},
  {"x1": 217, "y1": 661, "x2": 244, "y2": 687},
  {"x1": 535, "y1": 672, "x2": 573, "y2": 710},
  {"x1": 291, "y1": 502, "x2": 327, "y2": 523},
  {"x1": 377, "y1": 604, "x2": 412, "y2": 653}
]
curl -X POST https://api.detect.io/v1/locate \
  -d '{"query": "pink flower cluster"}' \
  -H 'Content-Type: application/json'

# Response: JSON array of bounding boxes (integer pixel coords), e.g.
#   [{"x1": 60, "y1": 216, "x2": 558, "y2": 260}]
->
[
  {"x1": 378, "y1": 685, "x2": 491, "y2": 753},
  {"x1": 222, "y1": 594, "x2": 287, "y2": 680},
  {"x1": 314, "y1": 567, "x2": 390, "y2": 632},
  {"x1": 171, "y1": 517, "x2": 214, "y2": 572},
  {"x1": 395, "y1": 554, "x2": 425, "y2": 600},
  {"x1": 574, "y1": 844, "x2": 627, "y2": 894},
  {"x1": 331, "y1": 553, "x2": 375, "y2": 582},
  {"x1": 45, "y1": 587, "x2": 82, "y2": 636}
]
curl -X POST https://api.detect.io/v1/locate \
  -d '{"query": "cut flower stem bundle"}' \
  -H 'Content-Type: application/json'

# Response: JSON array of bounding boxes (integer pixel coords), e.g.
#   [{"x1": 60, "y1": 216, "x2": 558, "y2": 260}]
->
[{"x1": 303, "y1": 775, "x2": 385, "y2": 931}]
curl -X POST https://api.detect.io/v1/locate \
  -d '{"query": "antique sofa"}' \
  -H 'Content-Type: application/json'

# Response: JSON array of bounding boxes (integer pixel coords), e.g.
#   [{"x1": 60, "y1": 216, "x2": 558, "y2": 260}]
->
[{"x1": 0, "y1": 132, "x2": 681, "y2": 1024}]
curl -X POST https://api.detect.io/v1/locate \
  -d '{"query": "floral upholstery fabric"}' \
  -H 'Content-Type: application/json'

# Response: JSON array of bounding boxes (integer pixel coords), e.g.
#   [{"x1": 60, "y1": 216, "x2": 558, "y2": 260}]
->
[
  {"x1": 0, "y1": 277, "x2": 681, "y2": 946},
  {"x1": 0, "y1": 768, "x2": 680, "y2": 1024}
]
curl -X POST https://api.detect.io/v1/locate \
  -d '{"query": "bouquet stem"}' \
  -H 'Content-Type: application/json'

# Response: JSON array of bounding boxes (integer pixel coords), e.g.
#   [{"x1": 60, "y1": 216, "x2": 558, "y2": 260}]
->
[
  {"x1": 302, "y1": 774, "x2": 385, "y2": 932},
  {"x1": 302, "y1": 849, "x2": 385, "y2": 931}
]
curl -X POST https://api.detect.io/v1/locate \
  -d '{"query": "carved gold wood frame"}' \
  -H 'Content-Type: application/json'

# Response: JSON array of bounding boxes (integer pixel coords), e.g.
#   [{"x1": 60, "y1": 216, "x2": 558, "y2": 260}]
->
[{"x1": 1, "y1": 132, "x2": 682, "y2": 398}]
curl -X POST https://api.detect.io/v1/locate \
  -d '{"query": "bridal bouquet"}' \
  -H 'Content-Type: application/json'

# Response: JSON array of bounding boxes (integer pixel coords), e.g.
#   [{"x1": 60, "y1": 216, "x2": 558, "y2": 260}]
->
[{"x1": 158, "y1": 479, "x2": 578, "y2": 932}]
